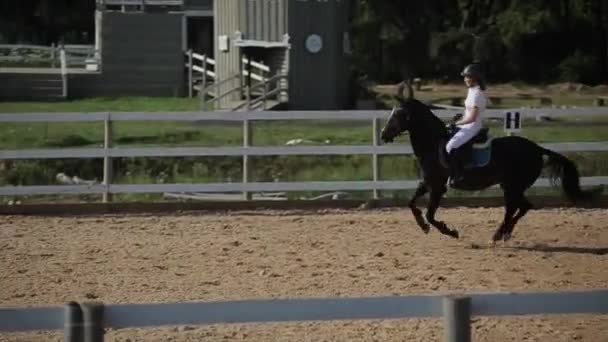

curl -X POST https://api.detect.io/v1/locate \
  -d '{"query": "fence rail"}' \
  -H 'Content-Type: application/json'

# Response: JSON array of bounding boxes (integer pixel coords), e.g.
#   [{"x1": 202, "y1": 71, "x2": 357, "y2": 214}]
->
[
  {"x1": 0, "y1": 108, "x2": 607, "y2": 200},
  {"x1": 1, "y1": 289, "x2": 607, "y2": 342},
  {"x1": 0, "y1": 44, "x2": 99, "y2": 69}
]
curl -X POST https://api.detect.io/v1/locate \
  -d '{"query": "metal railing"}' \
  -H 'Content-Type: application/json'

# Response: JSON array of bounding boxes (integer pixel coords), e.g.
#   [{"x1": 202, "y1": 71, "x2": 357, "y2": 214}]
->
[
  {"x1": 233, "y1": 73, "x2": 289, "y2": 111},
  {"x1": 97, "y1": 0, "x2": 184, "y2": 7},
  {"x1": 185, "y1": 51, "x2": 277, "y2": 110},
  {"x1": 1, "y1": 289, "x2": 607, "y2": 342},
  {"x1": 0, "y1": 44, "x2": 100, "y2": 70},
  {"x1": 1, "y1": 108, "x2": 607, "y2": 202}
]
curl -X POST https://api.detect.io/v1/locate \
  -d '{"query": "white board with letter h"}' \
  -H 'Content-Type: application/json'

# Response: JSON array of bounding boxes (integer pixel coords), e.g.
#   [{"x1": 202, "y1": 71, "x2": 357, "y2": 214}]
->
[{"x1": 504, "y1": 111, "x2": 522, "y2": 134}]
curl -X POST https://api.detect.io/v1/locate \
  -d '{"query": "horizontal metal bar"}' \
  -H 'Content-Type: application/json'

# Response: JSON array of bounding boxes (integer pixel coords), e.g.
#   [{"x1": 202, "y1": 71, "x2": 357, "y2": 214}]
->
[
  {"x1": 1, "y1": 108, "x2": 607, "y2": 123},
  {"x1": 2, "y1": 142, "x2": 607, "y2": 160},
  {"x1": 0, "y1": 185, "x2": 108, "y2": 195},
  {"x1": 201, "y1": 76, "x2": 239, "y2": 96},
  {"x1": 213, "y1": 86, "x2": 242, "y2": 102},
  {"x1": 63, "y1": 44, "x2": 95, "y2": 49},
  {"x1": 541, "y1": 141, "x2": 608, "y2": 152},
  {"x1": 103, "y1": 289, "x2": 608, "y2": 328},
  {"x1": 0, "y1": 290, "x2": 605, "y2": 332},
  {"x1": 0, "y1": 56, "x2": 52, "y2": 62},
  {"x1": 533, "y1": 176, "x2": 608, "y2": 187},
  {"x1": 105, "y1": 295, "x2": 441, "y2": 329},
  {"x1": 101, "y1": 0, "x2": 184, "y2": 4},
  {"x1": 108, "y1": 181, "x2": 421, "y2": 194},
  {"x1": 0, "y1": 306, "x2": 64, "y2": 332},
  {"x1": 0, "y1": 44, "x2": 55, "y2": 51},
  {"x1": 192, "y1": 53, "x2": 214, "y2": 64},
  {"x1": 242, "y1": 57, "x2": 270, "y2": 72},
  {"x1": 242, "y1": 70, "x2": 265, "y2": 82},
  {"x1": 105, "y1": 296, "x2": 441, "y2": 329},
  {"x1": 2, "y1": 177, "x2": 606, "y2": 196},
  {"x1": 0, "y1": 112, "x2": 109, "y2": 123},
  {"x1": 0, "y1": 148, "x2": 106, "y2": 159},
  {"x1": 191, "y1": 65, "x2": 205, "y2": 73},
  {"x1": 471, "y1": 289, "x2": 608, "y2": 316},
  {"x1": 107, "y1": 177, "x2": 608, "y2": 193},
  {"x1": 0, "y1": 181, "x2": 416, "y2": 196}
]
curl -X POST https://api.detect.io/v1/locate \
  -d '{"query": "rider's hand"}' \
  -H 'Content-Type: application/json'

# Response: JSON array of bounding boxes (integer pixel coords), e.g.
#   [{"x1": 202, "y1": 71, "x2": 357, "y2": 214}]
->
[{"x1": 451, "y1": 113, "x2": 463, "y2": 124}]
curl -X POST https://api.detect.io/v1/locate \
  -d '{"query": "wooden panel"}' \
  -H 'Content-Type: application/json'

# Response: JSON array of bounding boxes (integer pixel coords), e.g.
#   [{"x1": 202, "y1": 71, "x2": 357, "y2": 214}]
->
[
  {"x1": 214, "y1": 0, "x2": 241, "y2": 106},
  {"x1": 184, "y1": 0, "x2": 212, "y2": 10},
  {"x1": 288, "y1": 0, "x2": 350, "y2": 109},
  {"x1": 91, "y1": 12, "x2": 185, "y2": 97}
]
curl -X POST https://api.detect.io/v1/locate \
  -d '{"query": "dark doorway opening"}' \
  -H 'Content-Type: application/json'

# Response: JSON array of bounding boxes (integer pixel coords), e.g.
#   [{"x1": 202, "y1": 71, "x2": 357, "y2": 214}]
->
[{"x1": 186, "y1": 17, "x2": 213, "y2": 57}]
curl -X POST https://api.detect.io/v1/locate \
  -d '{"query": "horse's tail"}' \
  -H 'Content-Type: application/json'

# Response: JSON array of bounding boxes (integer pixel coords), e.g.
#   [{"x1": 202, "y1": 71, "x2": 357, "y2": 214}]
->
[{"x1": 541, "y1": 147, "x2": 603, "y2": 203}]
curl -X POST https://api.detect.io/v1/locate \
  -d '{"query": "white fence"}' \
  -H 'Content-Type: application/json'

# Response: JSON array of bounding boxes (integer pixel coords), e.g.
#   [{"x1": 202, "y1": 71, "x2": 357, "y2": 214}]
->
[
  {"x1": 0, "y1": 289, "x2": 607, "y2": 342},
  {"x1": 0, "y1": 108, "x2": 607, "y2": 202},
  {"x1": 0, "y1": 44, "x2": 100, "y2": 70}
]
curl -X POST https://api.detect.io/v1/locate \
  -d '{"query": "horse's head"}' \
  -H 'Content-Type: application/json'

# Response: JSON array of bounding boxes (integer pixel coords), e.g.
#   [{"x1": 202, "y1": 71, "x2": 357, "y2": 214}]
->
[
  {"x1": 380, "y1": 105, "x2": 411, "y2": 143},
  {"x1": 380, "y1": 82, "x2": 416, "y2": 143}
]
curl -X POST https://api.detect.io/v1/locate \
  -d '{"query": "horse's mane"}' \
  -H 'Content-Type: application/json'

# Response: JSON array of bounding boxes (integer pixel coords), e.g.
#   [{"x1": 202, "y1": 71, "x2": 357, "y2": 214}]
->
[{"x1": 404, "y1": 99, "x2": 448, "y2": 138}]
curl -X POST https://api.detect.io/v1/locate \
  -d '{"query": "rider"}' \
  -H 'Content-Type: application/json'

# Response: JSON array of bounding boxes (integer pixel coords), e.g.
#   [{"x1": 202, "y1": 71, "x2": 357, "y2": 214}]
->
[{"x1": 446, "y1": 63, "x2": 487, "y2": 184}]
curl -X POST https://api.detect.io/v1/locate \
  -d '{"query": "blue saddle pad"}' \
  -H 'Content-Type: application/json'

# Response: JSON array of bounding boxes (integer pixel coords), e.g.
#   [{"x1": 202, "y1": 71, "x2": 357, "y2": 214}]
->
[{"x1": 466, "y1": 139, "x2": 492, "y2": 168}]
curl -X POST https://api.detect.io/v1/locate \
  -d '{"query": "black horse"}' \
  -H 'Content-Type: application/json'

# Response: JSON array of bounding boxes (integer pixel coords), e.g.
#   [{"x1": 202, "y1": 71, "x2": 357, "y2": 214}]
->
[{"x1": 380, "y1": 83, "x2": 602, "y2": 243}]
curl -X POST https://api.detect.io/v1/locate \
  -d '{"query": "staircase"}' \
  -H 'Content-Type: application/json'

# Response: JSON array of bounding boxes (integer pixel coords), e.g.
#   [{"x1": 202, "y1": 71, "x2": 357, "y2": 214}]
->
[
  {"x1": 185, "y1": 51, "x2": 287, "y2": 111},
  {"x1": 0, "y1": 72, "x2": 66, "y2": 101}
]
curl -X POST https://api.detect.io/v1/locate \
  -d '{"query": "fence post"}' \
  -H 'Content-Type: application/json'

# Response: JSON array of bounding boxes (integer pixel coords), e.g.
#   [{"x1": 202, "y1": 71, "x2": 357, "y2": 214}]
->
[
  {"x1": 64, "y1": 302, "x2": 83, "y2": 342},
  {"x1": 246, "y1": 85, "x2": 251, "y2": 110},
  {"x1": 81, "y1": 302, "x2": 104, "y2": 342},
  {"x1": 239, "y1": 58, "x2": 244, "y2": 100},
  {"x1": 51, "y1": 43, "x2": 56, "y2": 68},
  {"x1": 372, "y1": 117, "x2": 382, "y2": 199},
  {"x1": 102, "y1": 114, "x2": 113, "y2": 203},
  {"x1": 60, "y1": 48, "x2": 68, "y2": 98},
  {"x1": 243, "y1": 117, "x2": 252, "y2": 200},
  {"x1": 443, "y1": 295, "x2": 471, "y2": 342},
  {"x1": 263, "y1": 70, "x2": 268, "y2": 110},
  {"x1": 187, "y1": 49, "x2": 193, "y2": 98},
  {"x1": 201, "y1": 55, "x2": 207, "y2": 100}
]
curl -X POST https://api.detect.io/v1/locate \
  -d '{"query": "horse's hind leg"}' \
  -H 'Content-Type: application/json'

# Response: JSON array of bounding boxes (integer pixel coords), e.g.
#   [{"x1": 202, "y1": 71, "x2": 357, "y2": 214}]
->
[
  {"x1": 409, "y1": 181, "x2": 430, "y2": 234},
  {"x1": 425, "y1": 185, "x2": 459, "y2": 239},
  {"x1": 503, "y1": 196, "x2": 533, "y2": 241},
  {"x1": 492, "y1": 191, "x2": 520, "y2": 243}
]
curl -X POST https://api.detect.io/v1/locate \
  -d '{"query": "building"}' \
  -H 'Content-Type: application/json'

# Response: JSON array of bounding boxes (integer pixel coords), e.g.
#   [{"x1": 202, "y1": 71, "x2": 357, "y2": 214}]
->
[{"x1": 0, "y1": 0, "x2": 353, "y2": 110}]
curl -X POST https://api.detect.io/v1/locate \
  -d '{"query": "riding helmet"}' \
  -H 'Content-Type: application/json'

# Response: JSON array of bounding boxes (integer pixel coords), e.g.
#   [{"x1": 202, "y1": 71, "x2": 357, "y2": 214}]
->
[{"x1": 460, "y1": 63, "x2": 484, "y2": 80}]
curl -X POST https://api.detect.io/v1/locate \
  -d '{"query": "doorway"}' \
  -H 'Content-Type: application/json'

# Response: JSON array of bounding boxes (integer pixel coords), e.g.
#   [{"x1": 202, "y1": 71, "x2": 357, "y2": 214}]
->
[{"x1": 186, "y1": 16, "x2": 213, "y2": 57}]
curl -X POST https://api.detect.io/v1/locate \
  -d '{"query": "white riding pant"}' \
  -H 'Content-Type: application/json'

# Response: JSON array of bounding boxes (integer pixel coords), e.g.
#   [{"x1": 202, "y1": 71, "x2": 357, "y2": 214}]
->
[{"x1": 445, "y1": 125, "x2": 480, "y2": 154}]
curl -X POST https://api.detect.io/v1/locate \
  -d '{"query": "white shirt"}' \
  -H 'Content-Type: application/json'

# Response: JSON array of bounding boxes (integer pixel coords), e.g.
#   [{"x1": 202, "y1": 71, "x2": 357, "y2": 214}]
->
[{"x1": 461, "y1": 86, "x2": 486, "y2": 130}]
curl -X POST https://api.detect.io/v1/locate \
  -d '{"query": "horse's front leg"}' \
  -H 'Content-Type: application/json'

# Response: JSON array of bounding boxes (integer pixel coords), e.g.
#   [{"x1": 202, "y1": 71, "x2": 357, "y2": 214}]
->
[
  {"x1": 409, "y1": 181, "x2": 430, "y2": 234},
  {"x1": 425, "y1": 185, "x2": 459, "y2": 239}
]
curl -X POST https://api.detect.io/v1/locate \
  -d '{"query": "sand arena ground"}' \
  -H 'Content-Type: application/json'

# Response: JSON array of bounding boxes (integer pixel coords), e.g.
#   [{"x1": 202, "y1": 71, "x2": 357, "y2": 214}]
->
[{"x1": 1, "y1": 207, "x2": 607, "y2": 341}]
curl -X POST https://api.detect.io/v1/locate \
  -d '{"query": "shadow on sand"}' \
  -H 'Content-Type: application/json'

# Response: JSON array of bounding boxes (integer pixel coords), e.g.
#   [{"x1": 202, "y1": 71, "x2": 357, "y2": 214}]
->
[
  {"x1": 507, "y1": 243, "x2": 608, "y2": 256},
  {"x1": 468, "y1": 242, "x2": 608, "y2": 256}
]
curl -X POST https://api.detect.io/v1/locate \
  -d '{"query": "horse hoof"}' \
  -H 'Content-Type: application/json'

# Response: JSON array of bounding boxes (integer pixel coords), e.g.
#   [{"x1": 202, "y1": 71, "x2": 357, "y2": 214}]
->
[
  {"x1": 450, "y1": 230, "x2": 460, "y2": 239},
  {"x1": 488, "y1": 240, "x2": 497, "y2": 248}
]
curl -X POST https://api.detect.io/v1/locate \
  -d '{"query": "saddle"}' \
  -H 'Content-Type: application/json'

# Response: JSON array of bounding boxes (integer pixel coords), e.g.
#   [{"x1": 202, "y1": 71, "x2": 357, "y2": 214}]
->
[{"x1": 446, "y1": 126, "x2": 493, "y2": 169}]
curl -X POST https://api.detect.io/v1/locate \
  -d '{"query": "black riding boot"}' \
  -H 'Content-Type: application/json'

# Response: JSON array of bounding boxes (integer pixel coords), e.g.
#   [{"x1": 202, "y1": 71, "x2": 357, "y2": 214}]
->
[{"x1": 448, "y1": 149, "x2": 465, "y2": 185}]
